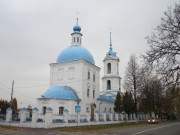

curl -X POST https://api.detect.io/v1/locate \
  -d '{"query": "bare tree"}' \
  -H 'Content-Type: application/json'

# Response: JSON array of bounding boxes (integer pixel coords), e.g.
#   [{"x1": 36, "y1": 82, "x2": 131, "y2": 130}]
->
[
  {"x1": 138, "y1": 66, "x2": 164, "y2": 118},
  {"x1": 174, "y1": 87, "x2": 180, "y2": 120},
  {"x1": 123, "y1": 54, "x2": 141, "y2": 116},
  {"x1": 144, "y1": 3, "x2": 180, "y2": 87}
]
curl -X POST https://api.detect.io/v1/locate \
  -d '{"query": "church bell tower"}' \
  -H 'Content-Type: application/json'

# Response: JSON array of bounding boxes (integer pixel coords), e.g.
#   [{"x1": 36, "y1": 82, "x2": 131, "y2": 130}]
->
[{"x1": 101, "y1": 32, "x2": 121, "y2": 98}]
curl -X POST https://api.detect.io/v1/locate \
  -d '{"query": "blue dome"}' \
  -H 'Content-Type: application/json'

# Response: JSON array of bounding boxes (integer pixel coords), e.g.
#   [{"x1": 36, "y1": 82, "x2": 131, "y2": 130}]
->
[
  {"x1": 73, "y1": 24, "x2": 81, "y2": 32},
  {"x1": 56, "y1": 45, "x2": 95, "y2": 65},
  {"x1": 43, "y1": 86, "x2": 79, "y2": 100}
]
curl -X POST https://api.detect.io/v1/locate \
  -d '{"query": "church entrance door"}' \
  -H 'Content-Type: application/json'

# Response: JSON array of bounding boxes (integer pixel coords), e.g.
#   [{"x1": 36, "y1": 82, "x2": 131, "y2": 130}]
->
[{"x1": 91, "y1": 106, "x2": 94, "y2": 121}]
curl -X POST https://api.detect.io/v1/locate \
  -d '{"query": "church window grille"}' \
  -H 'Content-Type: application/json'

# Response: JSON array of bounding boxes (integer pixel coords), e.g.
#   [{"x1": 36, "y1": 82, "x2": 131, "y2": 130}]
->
[
  {"x1": 107, "y1": 63, "x2": 111, "y2": 74},
  {"x1": 59, "y1": 107, "x2": 64, "y2": 115},
  {"x1": 87, "y1": 89, "x2": 90, "y2": 97},
  {"x1": 107, "y1": 80, "x2": 111, "y2": 90}
]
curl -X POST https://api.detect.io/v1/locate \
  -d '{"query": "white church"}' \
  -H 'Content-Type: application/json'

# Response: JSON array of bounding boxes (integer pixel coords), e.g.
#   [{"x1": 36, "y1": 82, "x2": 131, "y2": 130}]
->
[{"x1": 37, "y1": 19, "x2": 121, "y2": 121}]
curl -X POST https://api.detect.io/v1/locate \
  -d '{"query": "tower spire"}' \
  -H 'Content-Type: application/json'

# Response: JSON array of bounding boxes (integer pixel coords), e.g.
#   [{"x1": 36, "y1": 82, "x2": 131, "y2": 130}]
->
[{"x1": 109, "y1": 32, "x2": 112, "y2": 51}]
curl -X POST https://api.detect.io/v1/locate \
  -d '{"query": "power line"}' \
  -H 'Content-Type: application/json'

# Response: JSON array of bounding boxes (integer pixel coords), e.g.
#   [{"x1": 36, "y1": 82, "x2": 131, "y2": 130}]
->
[
  {"x1": 15, "y1": 84, "x2": 48, "y2": 89},
  {"x1": 0, "y1": 88, "x2": 11, "y2": 94},
  {"x1": 0, "y1": 82, "x2": 36, "y2": 100}
]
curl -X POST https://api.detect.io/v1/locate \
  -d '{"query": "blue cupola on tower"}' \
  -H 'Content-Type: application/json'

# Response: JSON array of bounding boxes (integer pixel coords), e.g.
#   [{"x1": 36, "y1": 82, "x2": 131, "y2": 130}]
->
[
  {"x1": 56, "y1": 18, "x2": 95, "y2": 65},
  {"x1": 73, "y1": 18, "x2": 81, "y2": 32}
]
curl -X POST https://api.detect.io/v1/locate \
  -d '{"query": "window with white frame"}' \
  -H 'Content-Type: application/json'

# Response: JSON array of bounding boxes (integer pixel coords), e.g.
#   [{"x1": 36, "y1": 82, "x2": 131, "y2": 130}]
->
[
  {"x1": 107, "y1": 80, "x2": 111, "y2": 90},
  {"x1": 93, "y1": 74, "x2": 95, "y2": 81},
  {"x1": 88, "y1": 71, "x2": 90, "y2": 80},
  {"x1": 59, "y1": 107, "x2": 64, "y2": 115},
  {"x1": 107, "y1": 63, "x2": 111, "y2": 74}
]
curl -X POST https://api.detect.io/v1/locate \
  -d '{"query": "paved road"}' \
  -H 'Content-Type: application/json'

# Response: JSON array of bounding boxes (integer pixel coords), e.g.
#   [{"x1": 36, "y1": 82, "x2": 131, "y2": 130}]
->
[{"x1": 0, "y1": 122, "x2": 180, "y2": 135}]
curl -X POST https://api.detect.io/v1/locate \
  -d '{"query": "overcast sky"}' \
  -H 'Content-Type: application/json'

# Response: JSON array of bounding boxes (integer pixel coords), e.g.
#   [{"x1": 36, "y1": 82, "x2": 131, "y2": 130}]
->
[{"x1": 0, "y1": 0, "x2": 179, "y2": 108}]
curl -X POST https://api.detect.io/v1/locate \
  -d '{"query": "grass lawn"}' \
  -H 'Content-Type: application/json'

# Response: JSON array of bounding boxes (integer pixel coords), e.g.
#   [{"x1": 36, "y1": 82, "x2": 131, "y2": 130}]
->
[
  {"x1": 0, "y1": 125, "x2": 21, "y2": 131},
  {"x1": 56, "y1": 122, "x2": 147, "y2": 132}
]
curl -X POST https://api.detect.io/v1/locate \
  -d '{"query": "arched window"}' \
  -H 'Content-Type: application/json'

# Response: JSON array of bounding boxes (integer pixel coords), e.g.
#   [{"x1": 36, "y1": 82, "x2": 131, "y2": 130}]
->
[
  {"x1": 88, "y1": 71, "x2": 90, "y2": 80},
  {"x1": 87, "y1": 89, "x2": 90, "y2": 97},
  {"x1": 107, "y1": 80, "x2": 111, "y2": 90},
  {"x1": 93, "y1": 90, "x2": 95, "y2": 98},
  {"x1": 43, "y1": 106, "x2": 46, "y2": 115},
  {"x1": 107, "y1": 63, "x2": 111, "y2": 74},
  {"x1": 93, "y1": 74, "x2": 95, "y2": 81},
  {"x1": 59, "y1": 107, "x2": 64, "y2": 115}
]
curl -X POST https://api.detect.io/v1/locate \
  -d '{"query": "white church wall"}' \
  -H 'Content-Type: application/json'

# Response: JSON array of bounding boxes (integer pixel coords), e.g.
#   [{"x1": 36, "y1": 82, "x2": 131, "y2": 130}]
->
[
  {"x1": 103, "y1": 59, "x2": 119, "y2": 76},
  {"x1": 37, "y1": 98, "x2": 79, "y2": 115},
  {"x1": 81, "y1": 60, "x2": 100, "y2": 113},
  {"x1": 49, "y1": 61, "x2": 84, "y2": 99},
  {"x1": 98, "y1": 101, "x2": 114, "y2": 113}
]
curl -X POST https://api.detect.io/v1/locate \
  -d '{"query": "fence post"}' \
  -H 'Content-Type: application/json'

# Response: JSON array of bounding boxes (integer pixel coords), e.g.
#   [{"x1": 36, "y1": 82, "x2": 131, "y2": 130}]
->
[
  {"x1": 45, "y1": 107, "x2": 53, "y2": 128},
  {"x1": 6, "y1": 107, "x2": 12, "y2": 122},
  {"x1": 95, "y1": 111, "x2": 99, "y2": 121},
  {"x1": 63, "y1": 108, "x2": 69, "y2": 123},
  {"x1": 109, "y1": 113, "x2": 113, "y2": 121},
  {"x1": 31, "y1": 107, "x2": 38, "y2": 128},
  {"x1": 20, "y1": 107, "x2": 27, "y2": 123},
  {"x1": 86, "y1": 109, "x2": 90, "y2": 122},
  {"x1": 103, "y1": 112, "x2": 106, "y2": 122},
  {"x1": 115, "y1": 113, "x2": 119, "y2": 121}
]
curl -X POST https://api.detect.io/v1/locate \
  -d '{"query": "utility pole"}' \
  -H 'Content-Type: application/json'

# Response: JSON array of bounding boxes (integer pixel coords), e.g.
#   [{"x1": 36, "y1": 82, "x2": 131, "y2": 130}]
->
[
  {"x1": 11, "y1": 80, "x2": 17, "y2": 119},
  {"x1": 11, "y1": 80, "x2": 14, "y2": 102}
]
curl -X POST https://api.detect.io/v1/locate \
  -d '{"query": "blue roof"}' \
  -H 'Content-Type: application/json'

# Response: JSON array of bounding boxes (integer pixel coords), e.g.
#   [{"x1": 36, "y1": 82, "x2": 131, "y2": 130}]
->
[
  {"x1": 32, "y1": 107, "x2": 38, "y2": 111},
  {"x1": 56, "y1": 45, "x2": 95, "y2": 65},
  {"x1": 21, "y1": 107, "x2": 27, "y2": 111},
  {"x1": 108, "y1": 50, "x2": 117, "y2": 57},
  {"x1": 98, "y1": 95, "x2": 115, "y2": 103},
  {"x1": 46, "y1": 107, "x2": 53, "y2": 111},
  {"x1": 63, "y1": 108, "x2": 69, "y2": 112},
  {"x1": 43, "y1": 86, "x2": 79, "y2": 100}
]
